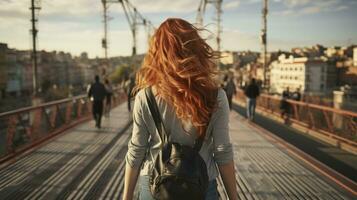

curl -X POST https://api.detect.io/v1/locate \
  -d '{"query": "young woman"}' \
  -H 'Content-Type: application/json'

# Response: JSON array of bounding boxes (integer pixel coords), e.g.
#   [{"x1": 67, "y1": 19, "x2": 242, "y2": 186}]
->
[{"x1": 123, "y1": 18, "x2": 237, "y2": 200}]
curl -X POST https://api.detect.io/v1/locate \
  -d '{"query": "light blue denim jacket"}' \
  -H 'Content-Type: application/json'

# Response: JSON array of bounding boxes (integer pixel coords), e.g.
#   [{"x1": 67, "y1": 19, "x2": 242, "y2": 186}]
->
[{"x1": 125, "y1": 88, "x2": 233, "y2": 180}]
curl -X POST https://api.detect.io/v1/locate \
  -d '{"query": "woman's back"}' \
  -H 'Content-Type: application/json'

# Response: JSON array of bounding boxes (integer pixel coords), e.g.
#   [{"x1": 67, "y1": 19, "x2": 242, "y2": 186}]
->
[
  {"x1": 123, "y1": 18, "x2": 238, "y2": 200},
  {"x1": 126, "y1": 87, "x2": 232, "y2": 181}
]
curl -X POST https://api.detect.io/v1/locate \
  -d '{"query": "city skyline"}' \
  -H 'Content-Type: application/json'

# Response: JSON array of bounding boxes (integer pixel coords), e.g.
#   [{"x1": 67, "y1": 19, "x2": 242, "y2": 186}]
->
[{"x1": 1, "y1": 0, "x2": 357, "y2": 58}]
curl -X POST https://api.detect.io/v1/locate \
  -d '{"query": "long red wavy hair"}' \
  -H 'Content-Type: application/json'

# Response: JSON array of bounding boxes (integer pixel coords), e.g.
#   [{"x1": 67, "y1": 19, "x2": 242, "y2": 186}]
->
[{"x1": 134, "y1": 18, "x2": 219, "y2": 137}]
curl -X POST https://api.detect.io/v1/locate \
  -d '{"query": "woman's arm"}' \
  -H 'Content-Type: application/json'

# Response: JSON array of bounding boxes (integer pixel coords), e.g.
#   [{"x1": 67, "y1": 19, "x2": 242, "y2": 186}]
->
[
  {"x1": 123, "y1": 164, "x2": 140, "y2": 200},
  {"x1": 211, "y1": 90, "x2": 237, "y2": 199},
  {"x1": 123, "y1": 90, "x2": 150, "y2": 200},
  {"x1": 218, "y1": 160, "x2": 238, "y2": 200}
]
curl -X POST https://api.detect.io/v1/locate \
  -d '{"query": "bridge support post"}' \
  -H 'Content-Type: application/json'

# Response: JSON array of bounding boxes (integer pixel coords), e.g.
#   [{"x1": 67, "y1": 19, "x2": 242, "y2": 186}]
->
[{"x1": 333, "y1": 91, "x2": 344, "y2": 129}]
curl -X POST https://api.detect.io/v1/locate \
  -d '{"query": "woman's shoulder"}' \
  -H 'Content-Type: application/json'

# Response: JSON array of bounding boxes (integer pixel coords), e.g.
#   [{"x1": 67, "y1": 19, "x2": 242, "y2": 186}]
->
[
  {"x1": 135, "y1": 87, "x2": 227, "y2": 109},
  {"x1": 134, "y1": 88, "x2": 147, "y2": 102},
  {"x1": 217, "y1": 88, "x2": 226, "y2": 98}
]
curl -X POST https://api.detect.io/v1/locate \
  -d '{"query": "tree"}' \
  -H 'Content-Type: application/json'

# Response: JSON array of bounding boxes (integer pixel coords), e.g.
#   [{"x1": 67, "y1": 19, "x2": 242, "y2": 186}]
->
[{"x1": 110, "y1": 64, "x2": 132, "y2": 84}]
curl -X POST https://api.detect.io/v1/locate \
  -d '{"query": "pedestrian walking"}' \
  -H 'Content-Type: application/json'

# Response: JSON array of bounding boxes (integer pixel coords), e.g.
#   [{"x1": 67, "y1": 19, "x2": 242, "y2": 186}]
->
[
  {"x1": 123, "y1": 18, "x2": 238, "y2": 200},
  {"x1": 290, "y1": 87, "x2": 301, "y2": 119},
  {"x1": 88, "y1": 75, "x2": 106, "y2": 129},
  {"x1": 280, "y1": 87, "x2": 291, "y2": 121},
  {"x1": 244, "y1": 78, "x2": 260, "y2": 121},
  {"x1": 127, "y1": 76, "x2": 135, "y2": 111},
  {"x1": 291, "y1": 87, "x2": 301, "y2": 101},
  {"x1": 224, "y1": 76, "x2": 237, "y2": 110},
  {"x1": 104, "y1": 79, "x2": 113, "y2": 117}
]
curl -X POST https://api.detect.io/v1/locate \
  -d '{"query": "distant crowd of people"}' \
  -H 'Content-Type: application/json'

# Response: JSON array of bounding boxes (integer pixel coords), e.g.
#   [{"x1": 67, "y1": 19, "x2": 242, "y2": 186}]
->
[
  {"x1": 221, "y1": 75, "x2": 302, "y2": 123},
  {"x1": 88, "y1": 72, "x2": 304, "y2": 129},
  {"x1": 280, "y1": 86, "x2": 301, "y2": 123},
  {"x1": 87, "y1": 74, "x2": 136, "y2": 129}
]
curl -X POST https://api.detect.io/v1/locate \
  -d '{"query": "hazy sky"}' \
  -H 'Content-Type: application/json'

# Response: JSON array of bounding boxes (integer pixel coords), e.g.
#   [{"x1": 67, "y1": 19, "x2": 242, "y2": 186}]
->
[{"x1": 1, "y1": 0, "x2": 356, "y2": 58}]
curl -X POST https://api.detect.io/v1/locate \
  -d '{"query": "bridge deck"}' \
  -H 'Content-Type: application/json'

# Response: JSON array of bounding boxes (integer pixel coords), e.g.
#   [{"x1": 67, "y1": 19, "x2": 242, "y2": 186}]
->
[{"x1": 0, "y1": 103, "x2": 354, "y2": 199}]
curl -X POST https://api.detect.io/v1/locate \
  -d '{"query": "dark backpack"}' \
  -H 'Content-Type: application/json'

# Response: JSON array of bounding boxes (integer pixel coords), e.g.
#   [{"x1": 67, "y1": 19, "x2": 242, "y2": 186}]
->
[{"x1": 145, "y1": 88, "x2": 210, "y2": 200}]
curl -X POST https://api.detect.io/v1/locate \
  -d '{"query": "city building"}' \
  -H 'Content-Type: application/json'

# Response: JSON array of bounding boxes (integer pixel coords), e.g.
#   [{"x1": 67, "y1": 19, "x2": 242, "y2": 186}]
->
[
  {"x1": 325, "y1": 46, "x2": 345, "y2": 58},
  {"x1": 269, "y1": 54, "x2": 336, "y2": 94},
  {"x1": 5, "y1": 49, "x2": 23, "y2": 96},
  {"x1": 292, "y1": 45, "x2": 326, "y2": 58},
  {"x1": 220, "y1": 51, "x2": 259, "y2": 67},
  {"x1": 220, "y1": 51, "x2": 238, "y2": 65}
]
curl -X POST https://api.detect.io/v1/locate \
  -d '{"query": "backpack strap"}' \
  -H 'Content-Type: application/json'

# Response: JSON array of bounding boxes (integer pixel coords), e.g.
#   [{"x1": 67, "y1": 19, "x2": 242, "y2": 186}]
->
[
  {"x1": 146, "y1": 87, "x2": 218, "y2": 152},
  {"x1": 145, "y1": 87, "x2": 168, "y2": 145},
  {"x1": 193, "y1": 136, "x2": 204, "y2": 152}
]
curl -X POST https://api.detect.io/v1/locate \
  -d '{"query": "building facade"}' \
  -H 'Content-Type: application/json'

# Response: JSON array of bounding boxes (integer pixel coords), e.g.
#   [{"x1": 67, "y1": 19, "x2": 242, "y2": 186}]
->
[
  {"x1": 270, "y1": 54, "x2": 335, "y2": 94},
  {"x1": 220, "y1": 51, "x2": 238, "y2": 65}
]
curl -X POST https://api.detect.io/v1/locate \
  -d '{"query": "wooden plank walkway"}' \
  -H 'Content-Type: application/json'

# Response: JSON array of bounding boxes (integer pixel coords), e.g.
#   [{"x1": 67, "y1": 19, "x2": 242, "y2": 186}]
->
[
  {"x1": 0, "y1": 103, "x2": 355, "y2": 199},
  {"x1": 222, "y1": 112, "x2": 355, "y2": 200}
]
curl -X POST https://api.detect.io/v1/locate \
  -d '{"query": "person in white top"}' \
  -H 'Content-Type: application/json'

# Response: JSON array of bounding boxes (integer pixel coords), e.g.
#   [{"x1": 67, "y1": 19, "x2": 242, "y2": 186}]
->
[{"x1": 123, "y1": 18, "x2": 238, "y2": 200}]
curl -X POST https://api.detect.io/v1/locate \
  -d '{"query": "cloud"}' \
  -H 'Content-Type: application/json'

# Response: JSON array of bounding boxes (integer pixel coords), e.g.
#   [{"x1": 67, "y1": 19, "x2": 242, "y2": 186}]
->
[
  {"x1": 272, "y1": 0, "x2": 350, "y2": 16},
  {"x1": 282, "y1": 0, "x2": 311, "y2": 8},
  {"x1": 218, "y1": 29, "x2": 350, "y2": 52},
  {"x1": 220, "y1": 29, "x2": 260, "y2": 51},
  {"x1": 42, "y1": 0, "x2": 101, "y2": 16},
  {"x1": 0, "y1": 0, "x2": 199, "y2": 25},
  {"x1": 223, "y1": 1, "x2": 241, "y2": 10},
  {"x1": 219, "y1": 29, "x2": 304, "y2": 52},
  {"x1": 1, "y1": 0, "x2": 355, "y2": 57},
  {"x1": 0, "y1": 0, "x2": 102, "y2": 22},
  {"x1": 37, "y1": 20, "x2": 149, "y2": 57},
  {"x1": 334, "y1": 5, "x2": 349, "y2": 11},
  {"x1": 301, "y1": 6, "x2": 321, "y2": 14},
  {"x1": 0, "y1": 1, "x2": 28, "y2": 20},
  {"x1": 128, "y1": 0, "x2": 198, "y2": 13}
]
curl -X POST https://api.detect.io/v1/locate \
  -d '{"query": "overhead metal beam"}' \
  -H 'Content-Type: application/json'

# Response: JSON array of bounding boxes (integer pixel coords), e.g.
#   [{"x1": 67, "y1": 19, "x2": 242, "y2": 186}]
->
[
  {"x1": 196, "y1": 0, "x2": 223, "y2": 68},
  {"x1": 30, "y1": 0, "x2": 41, "y2": 96},
  {"x1": 261, "y1": 0, "x2": 268, "y2": 88},
  {"x1": 102, "y1": 0, "x2": 154, "y2": 57}
]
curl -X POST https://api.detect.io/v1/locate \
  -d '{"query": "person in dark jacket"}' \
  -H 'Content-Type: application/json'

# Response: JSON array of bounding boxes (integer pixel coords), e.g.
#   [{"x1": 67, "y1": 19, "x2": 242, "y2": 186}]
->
[
  {"x1": 127, "y1": 76, "x2": 135, "y2": 111},
  {"x1": 88, "y1": 75, "x2": 107, "y2": 128},
  {"x1": 244, "y1": 78, "x2": 260, "y2": 120},
  {"x1": 291, "y1": 87, "x2": 301, "y2": 101},
  {"x1": 280, "y1": 87, "x2": 291, "y2": 120},
  {"x1": 224, "y1": 76, "x2": 237, "y2": 110}
]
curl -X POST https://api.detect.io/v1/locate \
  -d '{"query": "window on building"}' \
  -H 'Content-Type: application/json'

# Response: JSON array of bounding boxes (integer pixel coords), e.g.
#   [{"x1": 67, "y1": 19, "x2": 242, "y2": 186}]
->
[{"x1": 320, "y1": 84, "x2": 324, "y2": 90}]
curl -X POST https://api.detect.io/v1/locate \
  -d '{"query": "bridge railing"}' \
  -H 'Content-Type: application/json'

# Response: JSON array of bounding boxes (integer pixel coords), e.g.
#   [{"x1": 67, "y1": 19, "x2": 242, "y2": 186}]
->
[
  {"x1": 235, "y1": 89, "x2": 357, "y2": 148},
  {"x1": 0, "y1": 89, "x2": 127, "y2": 163}
]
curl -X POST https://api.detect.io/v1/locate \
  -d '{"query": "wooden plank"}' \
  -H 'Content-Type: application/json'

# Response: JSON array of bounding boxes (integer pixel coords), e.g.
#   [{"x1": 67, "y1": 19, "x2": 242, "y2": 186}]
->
[{"x1": 227, "y1": 111, "x2": 354, "y2": 200}]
